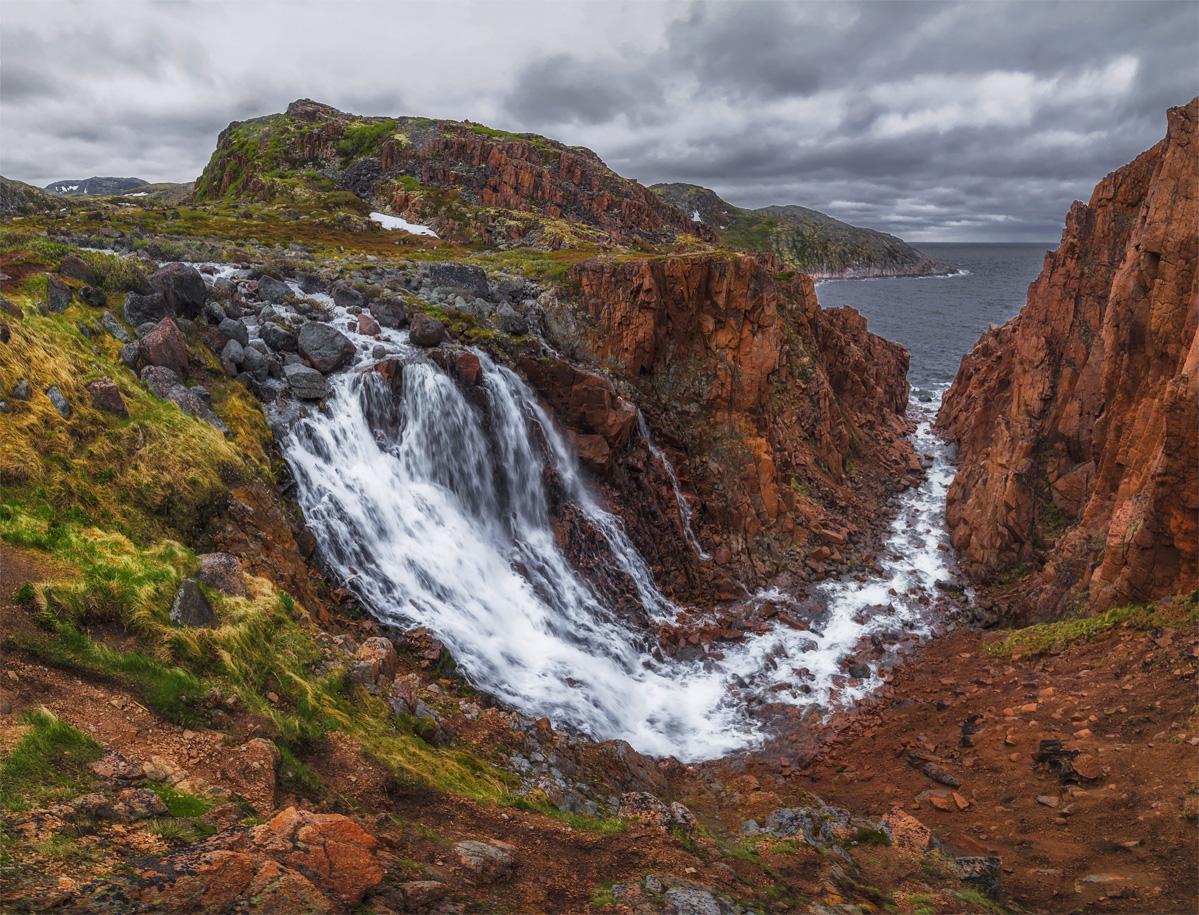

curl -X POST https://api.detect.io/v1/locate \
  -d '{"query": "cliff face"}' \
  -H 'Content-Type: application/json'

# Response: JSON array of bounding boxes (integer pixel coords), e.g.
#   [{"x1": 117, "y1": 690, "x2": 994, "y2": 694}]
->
[
  {"x1": 937, "y1": 98, "x2": 1198, "y2": 619},
  {"x1": 556, "y1": 253, "x2": 917, "y2": 591}
]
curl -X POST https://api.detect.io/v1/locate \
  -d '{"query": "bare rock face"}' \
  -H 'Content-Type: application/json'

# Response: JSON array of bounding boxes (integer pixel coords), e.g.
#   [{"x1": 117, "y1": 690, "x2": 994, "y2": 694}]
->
[
  {"x1": 937, "y1": 98, "x2": 1198, "y2": 619},
  {"x1": 550, "y1": 252, "x2": 915, "y2": 592}
]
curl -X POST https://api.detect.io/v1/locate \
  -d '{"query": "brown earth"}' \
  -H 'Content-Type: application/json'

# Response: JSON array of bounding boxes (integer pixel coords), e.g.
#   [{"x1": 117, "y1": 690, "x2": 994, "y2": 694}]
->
[{"x1": 937, "y1": 97, "x2": 1198, "y2": 621}]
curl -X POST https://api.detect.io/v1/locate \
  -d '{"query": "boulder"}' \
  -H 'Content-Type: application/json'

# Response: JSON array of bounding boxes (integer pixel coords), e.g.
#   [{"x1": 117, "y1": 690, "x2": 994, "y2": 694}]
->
[
  {"x1": 58, "y1": 254, "x2": 95, "y2": 283},
  {"x1": 170, "y1": 578, "x2": 216, "y2": 628},
  {"x1": 198, "y1": 552, "x2": 246, "y2": 597},
  {"x1": 453, "y1": 352, "x2": 482, "y2": 386},
  {"x1": 124, "y1": 290, "x2": 170, "y2": 327},
  {"x1": 80, "y1": 285, "x2": 106, "y2": 308},
  {"x1": 408, "y1": 314, "x2": 447, "y2": 348},
  {"x1": 149, "y1": 263, "x2": 207, "y2": 318},
  {"x1": 423, "y1": 263, "x2": 489, "y2": 299},
  {"x1": 11, "y1": 379, "x2": 31, "y2": 401},
  {"x1": 221, "y1": 338, "x2": 245, "y2": 375},
  {"x1": 46, "y1": 275, "x2": 72, "y2": 313},
  {"x1": 141, "y1": 317, "x2": 189, "y2": 376},
  {"x1": 219, "y1": 317, "x2": 249, "y2": 346},
  {"x1": 496, "y1": 302, "x2": 528, "y2": 335},
  {"x1": 87, "y1": 378, "x2": 128, "y2": 417},
  {"x1": 349, "y1": 637, "x2": 398, "y2": 689},
  {"x1": 256, "y1": 275, "x2": 291, "y2": 303},
  {"x1": 260, "y1": 322, "x2": 298, "y2": 353},
  {"x1": 75, "y1": 788, "x2": 168, "y2": 822},
  {"x1": 454, "y1": 839, "x2": 515, "y2": 882},
  {"x1": 356, "y1": 313, "x2": 381, "y2": 336},
  {"x1": 369, "y1": 297, "x2": 407, "y2": 329},
  {"x1": 100, "y1": 312, "x2": 131, "y2": 343},
  {"x1": 331, "y1": 282, "x2": 364, "y2": 310},
  {"x1": 618, "y1": 792, "x2": 696, "y2": 833},
  {"x1": 240, "y1": 344, "x2": 270, "y2": 381},
  {"x1": 298, "y1": 322, "x2": 355, "y2": 373},
  {"x1": 284, "y1": 363, "x2": 327, "y2": 400},
  {"x1": 46, "y1": 385, "x2": 71, "y2": 419}
]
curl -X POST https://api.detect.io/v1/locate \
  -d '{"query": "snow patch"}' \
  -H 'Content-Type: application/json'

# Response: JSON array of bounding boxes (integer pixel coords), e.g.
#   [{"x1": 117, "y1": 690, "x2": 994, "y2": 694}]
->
[{"x1": 369, "y1": 211, "x2": 438, "y2": 237}]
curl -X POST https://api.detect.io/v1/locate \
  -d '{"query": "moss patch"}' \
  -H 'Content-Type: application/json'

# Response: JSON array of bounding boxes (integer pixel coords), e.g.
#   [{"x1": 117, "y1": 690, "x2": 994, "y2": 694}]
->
[{"x1": 0, "y1": 709, "x2": 103, "y2": 811}]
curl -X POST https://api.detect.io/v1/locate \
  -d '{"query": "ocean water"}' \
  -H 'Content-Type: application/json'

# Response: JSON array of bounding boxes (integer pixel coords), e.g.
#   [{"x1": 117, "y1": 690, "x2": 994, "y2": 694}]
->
[{"x1": 817, "y1": 243, "x2": 1055, "y2": 394}]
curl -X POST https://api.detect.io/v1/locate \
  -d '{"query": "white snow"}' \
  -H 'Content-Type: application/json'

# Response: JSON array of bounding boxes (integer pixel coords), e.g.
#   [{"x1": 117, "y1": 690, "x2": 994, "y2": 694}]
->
[
  {"x1": 690, "y1": 209, "x2": 702, "y2": 222},
  {"x1": 125, "y1": 192, "x2": 148, "y2": 197},
  {"x1": 369, "y1": 211, "x2": 438, "y2": 237}
]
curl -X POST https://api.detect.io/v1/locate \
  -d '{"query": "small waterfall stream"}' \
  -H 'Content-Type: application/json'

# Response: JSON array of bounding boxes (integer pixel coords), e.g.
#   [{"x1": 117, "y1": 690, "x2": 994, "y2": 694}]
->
[{"x1": 270, "y1": 288, "x2": 960, "y2": 761}]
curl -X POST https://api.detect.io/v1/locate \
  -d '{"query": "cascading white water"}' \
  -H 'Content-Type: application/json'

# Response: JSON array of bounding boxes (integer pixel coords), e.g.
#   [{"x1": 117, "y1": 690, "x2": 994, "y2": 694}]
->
[
  {"x1": 276, "y1": 289, "x2": 960, "y2": 761},
  {"x1": 635, "y1": 413, "x2": 711, "y2": 560}
]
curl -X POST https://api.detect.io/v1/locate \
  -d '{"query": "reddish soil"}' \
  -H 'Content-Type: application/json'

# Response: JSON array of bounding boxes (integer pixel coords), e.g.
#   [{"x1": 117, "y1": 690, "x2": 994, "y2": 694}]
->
[{"x1": 792, "y1": 622, "x2": 1199, "y2": 912}]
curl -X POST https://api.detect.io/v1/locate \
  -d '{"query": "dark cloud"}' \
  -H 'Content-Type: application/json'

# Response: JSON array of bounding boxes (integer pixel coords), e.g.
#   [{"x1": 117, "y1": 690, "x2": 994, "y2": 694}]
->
[{"x1": 1, "y1": 0, "x2": 1196, "y2": 240}]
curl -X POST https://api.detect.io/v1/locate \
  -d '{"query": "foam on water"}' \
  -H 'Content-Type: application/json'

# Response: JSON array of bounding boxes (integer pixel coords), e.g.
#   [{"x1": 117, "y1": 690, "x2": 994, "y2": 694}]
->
[{"x1": 274, "y1": 290, "x2": 959, "y2": 760}]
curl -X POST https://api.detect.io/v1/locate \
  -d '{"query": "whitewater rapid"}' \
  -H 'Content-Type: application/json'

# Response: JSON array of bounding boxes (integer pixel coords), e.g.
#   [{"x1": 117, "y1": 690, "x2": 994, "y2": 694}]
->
[{"x1": 276, "y1": 290, "x2": 959, "y2": 761}]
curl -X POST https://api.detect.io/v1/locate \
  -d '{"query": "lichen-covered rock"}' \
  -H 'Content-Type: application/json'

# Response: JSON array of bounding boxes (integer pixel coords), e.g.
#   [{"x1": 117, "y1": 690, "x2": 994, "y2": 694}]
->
[
  {"x1": 454, "y1": 839, "x2": 516, "y2": 882},
  {"x1": 87, "y1": 378, "x2": 127, "y2": 417},
  {"x1": 937, "y1": 98, "x2": 1198, "y2": 618},
  {"x1": 140, "y1": 317, "x2": 190, "y2": 376},
  {"x1": 198, "y1": 552, "x2": 246, "y2": 596},
  {"x1": 170, "y1": 578, "x2": 216, "y2": 628},
  {"x1": 149, "y1": 263, "x2": 208, "y2": 318}
]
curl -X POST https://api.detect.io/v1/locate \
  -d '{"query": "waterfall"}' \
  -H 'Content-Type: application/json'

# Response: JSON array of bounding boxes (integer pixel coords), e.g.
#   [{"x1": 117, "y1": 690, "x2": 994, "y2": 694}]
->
[
  {"x1": 272, "y1": 287, "x2": 959, "y2": 761},
  {"x1": 635, "y1": 413, "x2": 711, "y2": 560}
]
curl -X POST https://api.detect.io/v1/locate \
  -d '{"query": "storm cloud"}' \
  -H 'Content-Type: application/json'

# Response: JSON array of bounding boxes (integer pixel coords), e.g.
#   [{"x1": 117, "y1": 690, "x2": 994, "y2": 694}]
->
[{"x1": 2, "y1": 0, "x2": 1196, "y2": 240}]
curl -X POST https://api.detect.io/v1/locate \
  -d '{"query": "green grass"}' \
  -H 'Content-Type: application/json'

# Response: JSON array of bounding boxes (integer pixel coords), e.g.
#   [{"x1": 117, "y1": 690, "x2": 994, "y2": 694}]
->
[
  {"x1": 337, "y1": 119, "x2": 400, "y2": 161},
  {"x1": 14, "y1": 617, "x2": 206, "y2": 725},
  {"x1": 146, "y1": 782, "x2": 214, "y2": 817},
  {"x1": 0, "y1": 709, "x2": 103, "y2": 811},
  {"x1": 985, "y1": 598, "x2": 1198, "y2": 656},
  {"x1": 955, "y1": 888, "x2": 1007, "y2": 912}
]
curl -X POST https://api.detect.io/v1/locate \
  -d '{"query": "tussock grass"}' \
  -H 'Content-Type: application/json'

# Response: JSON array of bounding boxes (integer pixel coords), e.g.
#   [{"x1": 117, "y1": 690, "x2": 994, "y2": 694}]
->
[
  {"x1": 0, "y1": 709, "x2": 102, "y2": 811},
  {"x1": 985, "y1": 596, "x2": 1198, "y2": 657}
]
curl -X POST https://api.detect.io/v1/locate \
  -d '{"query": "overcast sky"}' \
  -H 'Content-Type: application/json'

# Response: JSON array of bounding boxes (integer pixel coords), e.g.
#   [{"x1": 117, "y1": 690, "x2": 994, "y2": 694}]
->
[{"x1": 2, "y1": 1, "x2": 1196, "y2": 241}]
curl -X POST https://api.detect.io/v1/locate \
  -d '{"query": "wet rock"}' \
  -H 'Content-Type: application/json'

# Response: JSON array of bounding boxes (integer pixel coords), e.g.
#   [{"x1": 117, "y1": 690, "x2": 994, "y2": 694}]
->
[
  {"x1": 356, "y1": 313, "x2": 381, "y2": 336},
  {"x1": 80, "y1": 285, "x2": 106, "y2": 308},
  {"x1": 141, "y1": 317, "x2": 189, "y2": 376},
  {"x1": 453, "y1": 352, "x2": 482, "y2": 386},
  {"x1": 331, "y1": 281, "x2": 364, "y2": 310},
  {"x1": 198, "y1": 552, "x2": 246, "y2": 597},
  {"x1": 86, "y1": 378, "x2": 127, "y2": 417},
  {"x1": 298, "y1": 322, "x2": 355, "y2": 373},
  {"x1": 170, "y1": 578, "x2": 217, "y2": 628},
  {"x1": 100, "y1": 311, "x2": 130, "y2": 343},
  {"x1": 45, "y1": 275, "x2": 73, "y2": 313},
  {"x1": 408, "y1": 314, "x2": 447, "y2": 348},
  {"x1": 124, "y1": 290, "x2": 170, "y2": 327},
  {"x1": 454, "y1": 839, "x2": 515, "y2": 882},
  {"x1": 240, "y1": 344, "x2": 270, "y2": 381},
  {"x1": 149, "y1": 263, "x2": 207, "y2": 318},
  {"x1": 257, "y1": 275, "x2": 291, "y2": 303},
  {"x1": 284, "y1": 363, "x2": 327, "y2": 400},
  {"x1": 59, "y1": 254, "x2": 95, "y2": 283},
  {"x1": 369, "y1": 296, "x2": 407, "y2": 329},
  {"x1": 46, "y1": 385, "x2": 71, "y2": 419},
  {"x1": 261, "y1": 322, "x2": 298, "y2": 353}
]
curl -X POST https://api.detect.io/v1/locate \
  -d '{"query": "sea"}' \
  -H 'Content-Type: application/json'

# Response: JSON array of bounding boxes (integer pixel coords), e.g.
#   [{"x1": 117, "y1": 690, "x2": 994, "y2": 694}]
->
[{"x1": 816, "y1": 242, "x2": 1057, "y2": 396}]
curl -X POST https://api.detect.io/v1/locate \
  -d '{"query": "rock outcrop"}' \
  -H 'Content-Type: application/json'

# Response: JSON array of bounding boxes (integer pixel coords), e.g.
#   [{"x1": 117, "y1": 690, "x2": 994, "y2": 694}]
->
[
  {"x1": 551, "y1": 252, "x2": 917, "y2": 591},
  {"x1": 937, "y1": 98, "x2": 1198, "y2": 618}
]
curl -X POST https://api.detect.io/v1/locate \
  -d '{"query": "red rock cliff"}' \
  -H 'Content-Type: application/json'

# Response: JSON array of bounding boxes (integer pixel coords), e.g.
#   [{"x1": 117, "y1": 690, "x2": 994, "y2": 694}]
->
[
  {"x1": 937, "y1": 98, "x2": 1198, "y2": 619},
  {"x1": 555, "y1": 253, "x2": 917, "y2": 592}
]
